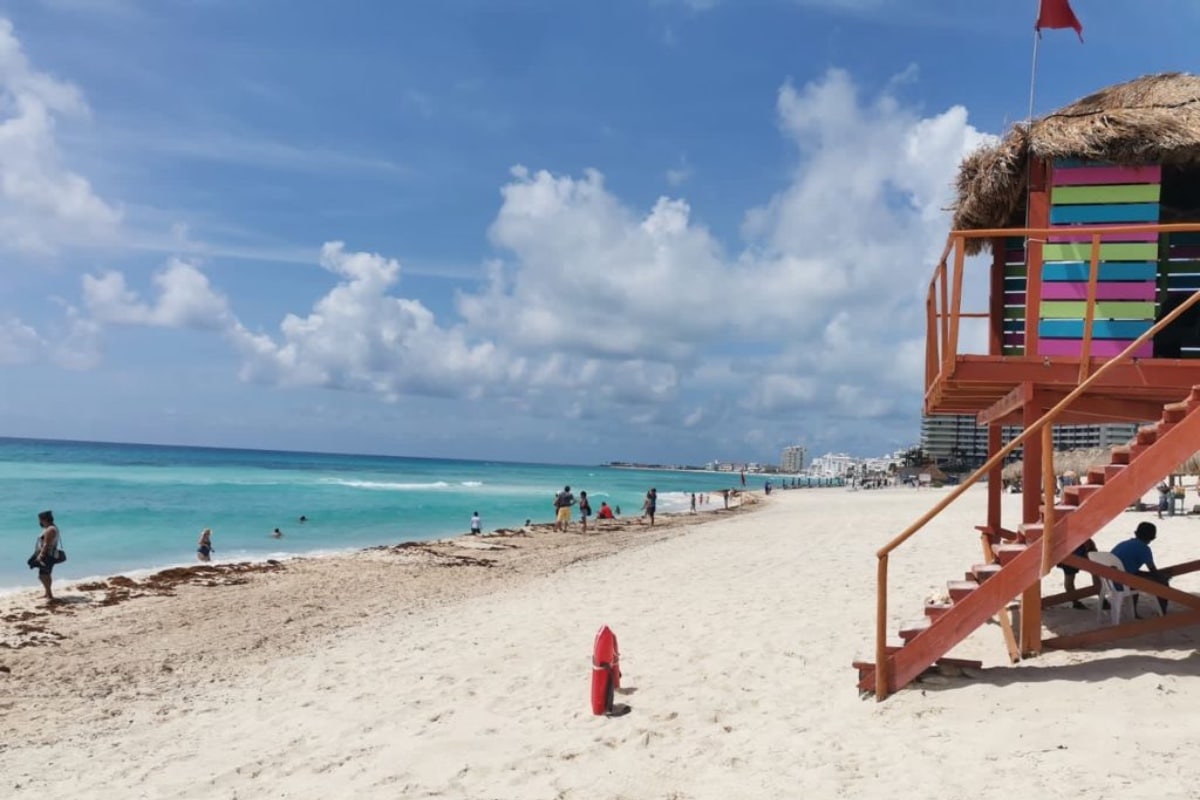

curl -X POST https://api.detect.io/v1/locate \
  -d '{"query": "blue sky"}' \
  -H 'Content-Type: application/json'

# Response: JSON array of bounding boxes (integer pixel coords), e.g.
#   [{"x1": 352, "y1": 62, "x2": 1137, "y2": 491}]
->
[{"x1": 1, "y1": 0, "x2": 1197, "y2": 465}]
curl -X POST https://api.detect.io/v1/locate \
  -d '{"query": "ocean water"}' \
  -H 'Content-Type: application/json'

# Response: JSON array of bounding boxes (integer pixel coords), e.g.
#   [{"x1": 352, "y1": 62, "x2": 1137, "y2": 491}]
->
[{"x1": 0, "y1": 437, "x2": 759, "y2": 594}]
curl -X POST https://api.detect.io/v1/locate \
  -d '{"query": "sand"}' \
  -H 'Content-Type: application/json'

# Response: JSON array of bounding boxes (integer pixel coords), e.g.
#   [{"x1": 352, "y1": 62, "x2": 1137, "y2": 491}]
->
[{"x1": 4, "y1": 485, "x2": 1200, "y2": 798}]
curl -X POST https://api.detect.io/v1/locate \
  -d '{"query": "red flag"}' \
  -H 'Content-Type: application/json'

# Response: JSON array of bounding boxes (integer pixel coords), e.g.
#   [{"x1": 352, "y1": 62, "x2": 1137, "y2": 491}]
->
[{"x1": 1036, "y1": 0, "x2": 1083, "y2": 41}]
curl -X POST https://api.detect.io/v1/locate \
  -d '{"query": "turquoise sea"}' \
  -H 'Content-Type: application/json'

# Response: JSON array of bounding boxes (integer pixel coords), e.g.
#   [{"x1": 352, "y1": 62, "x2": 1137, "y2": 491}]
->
[{"x1": 0, "y1": 437, "x2": 759, "y2": 594}]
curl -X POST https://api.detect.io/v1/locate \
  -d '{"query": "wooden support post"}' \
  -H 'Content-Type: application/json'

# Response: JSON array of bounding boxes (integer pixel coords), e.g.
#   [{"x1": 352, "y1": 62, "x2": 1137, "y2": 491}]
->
[
  {"x1": 1021, "y1": 384, "x2": 1044, "y2": 525},
  {"x1": 1023, "y1": 158, "x2": 1050, "y2": 356},
  {"x1": 1020, "y1": 385, "x2": 1046, "y2": 656},
  {"x1": 987, "y1": 423, "x2": 1002, "y2": 536}
]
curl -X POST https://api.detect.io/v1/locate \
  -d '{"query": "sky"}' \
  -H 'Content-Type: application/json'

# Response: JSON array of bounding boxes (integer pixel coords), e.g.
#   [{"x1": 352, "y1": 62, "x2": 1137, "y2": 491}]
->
[{"x1": 1, "y1": 0, "x2": 1197, "y2": 466}]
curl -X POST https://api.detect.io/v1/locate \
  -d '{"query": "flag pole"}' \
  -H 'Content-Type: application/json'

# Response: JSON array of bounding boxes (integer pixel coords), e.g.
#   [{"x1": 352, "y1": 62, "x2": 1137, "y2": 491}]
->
[
  {"x1": 1027, "y1": 26, "x2": 1041, "y2": 124},
  {"x1": 1024, "y1": 3, "x2": 1042, "y2": 229}
]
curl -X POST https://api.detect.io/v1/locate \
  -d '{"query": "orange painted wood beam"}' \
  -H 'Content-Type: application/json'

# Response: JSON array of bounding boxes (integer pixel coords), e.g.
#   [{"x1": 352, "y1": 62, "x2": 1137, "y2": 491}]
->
[
  {"x1": 977, "y1": 384, "x2": 1034, "y2": 425},
  {"x1": 1044, "y1": 609, "x2": 1200, "y2": 650}
]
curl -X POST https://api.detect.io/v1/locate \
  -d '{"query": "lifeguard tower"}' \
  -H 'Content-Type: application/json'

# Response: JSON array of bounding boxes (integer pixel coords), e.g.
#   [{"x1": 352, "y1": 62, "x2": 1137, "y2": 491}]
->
[{"x1": 860, "y1": 73, "x2": 1200, "y2": 699}]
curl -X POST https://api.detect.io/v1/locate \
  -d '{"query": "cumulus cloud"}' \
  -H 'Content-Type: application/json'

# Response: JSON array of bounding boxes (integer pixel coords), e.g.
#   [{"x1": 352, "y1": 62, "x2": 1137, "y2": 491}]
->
[
  {"x1": 82, "y1": 258, "x2": 232, "y2": 328},
  {"x1": 453, "y1": 68, "x2": 990, "y2": 447},
  {"x1": 230, "y1": 242, "x2": 512, "y2": 397},
  {"x1": 0, "y1": 17, "x2": 121, "y2": 253},
  {"x1": 35, "y1": 66, "x2": 990, "y2": 457}
]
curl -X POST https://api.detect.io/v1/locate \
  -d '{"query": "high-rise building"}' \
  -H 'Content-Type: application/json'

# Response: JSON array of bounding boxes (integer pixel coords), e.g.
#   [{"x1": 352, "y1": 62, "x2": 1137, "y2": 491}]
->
[
  {"x1": 780, "y1": 445, "x2": 807, "y2": 473},
  {"x1": 921, "y1": 414, "x2": 1143, "y2": 466}
]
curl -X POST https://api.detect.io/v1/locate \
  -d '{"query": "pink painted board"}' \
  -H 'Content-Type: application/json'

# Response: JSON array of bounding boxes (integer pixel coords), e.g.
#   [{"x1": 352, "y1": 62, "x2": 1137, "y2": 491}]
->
[
  {"x1": 1048, "y1": 230, "x2": 1158, "y2": 243},
  {"x1": 1052, "y1": 165, "x2": 1162, "y2": 186},
  {"x1": 1040, "y1": 281, "x2": 1156, "y2": 301},
  {"x1": 1004, "y1": 292, "x2": 1027, "y2": 305},
  {"x1": 1005, "y1": 248, "x2": 1026, "y2": 262},
  {"x1": 1038, "y1": 338, "x2": 1154, "y2": 358},
  {"x1": 1003, "y1": 333, "x2": 1024, "y2": 346}
]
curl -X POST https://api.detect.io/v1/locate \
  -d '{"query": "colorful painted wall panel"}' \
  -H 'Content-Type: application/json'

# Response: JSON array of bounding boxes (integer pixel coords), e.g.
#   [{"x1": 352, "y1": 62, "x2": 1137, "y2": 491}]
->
[{"x1": 1039, "y1": 160, "x2": 1161, "y2": 359}]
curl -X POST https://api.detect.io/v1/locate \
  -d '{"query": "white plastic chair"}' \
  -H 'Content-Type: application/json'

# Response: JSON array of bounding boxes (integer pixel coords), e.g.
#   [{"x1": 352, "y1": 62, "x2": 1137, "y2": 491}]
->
[{"x1": 1088, "y1": 551, "x2": 1162, "y2": 625}]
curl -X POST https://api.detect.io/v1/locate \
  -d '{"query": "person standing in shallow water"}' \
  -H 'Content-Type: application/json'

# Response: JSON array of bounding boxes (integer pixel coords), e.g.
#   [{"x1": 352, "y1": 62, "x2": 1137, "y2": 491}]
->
[
  {"x1": 197, "y1": 528, "x2": 213, "y2": 562},
  {"x1": 470, "y1": 511, "x2": 482, "y2": 535},
  {"x1": 34, "y1": 510, "x2": 60, "y2": 602},
  {"x1": 643, "y1": 488, "x2": 657, "y2": 526}
]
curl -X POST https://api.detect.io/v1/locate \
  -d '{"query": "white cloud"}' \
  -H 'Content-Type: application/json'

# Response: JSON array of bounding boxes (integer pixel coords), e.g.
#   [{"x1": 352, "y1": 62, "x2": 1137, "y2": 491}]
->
[
  {"x1": 0, "y1": 316, "x2": 45, "y2": 365},
  {"x1": 230, "y1": 242, "x2": 512, "y2": 397},
  {"x1": 82, "y1": 258, "x2": 232, "y2": 328},
  {"x1": 665, "y1": 156, "x2": 693, "y2": 186},
  {"x1": 32, "y1": 66, "x2": 991, "y2": 457},
  {"x1": 0, "y1": 17, "x2": 122, "y2": 253}
]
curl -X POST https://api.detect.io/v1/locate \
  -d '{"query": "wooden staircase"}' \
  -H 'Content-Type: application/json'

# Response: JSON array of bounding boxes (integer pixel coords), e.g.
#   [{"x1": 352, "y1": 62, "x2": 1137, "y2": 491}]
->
[{"x1": 859, "y1": 387, "x2": 1200, "y2": 696}]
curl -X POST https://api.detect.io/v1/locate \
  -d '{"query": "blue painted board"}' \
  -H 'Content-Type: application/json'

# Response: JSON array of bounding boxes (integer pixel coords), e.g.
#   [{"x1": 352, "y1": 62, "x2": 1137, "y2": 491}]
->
[
  {"x1": 1038, "y1": 319, "x2": 1154, "y2": 339},
  {"x1": 1041, "y1": 261, "x2": 1157, "y2": 281},
  {"x1": 1048, "y1": 203, "x2": 1160, "y2": 225}
]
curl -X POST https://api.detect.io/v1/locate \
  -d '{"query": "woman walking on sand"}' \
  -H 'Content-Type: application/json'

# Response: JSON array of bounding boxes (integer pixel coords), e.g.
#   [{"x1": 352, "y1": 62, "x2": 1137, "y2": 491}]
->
[
  {"x1": 643, "y1": 488, "x2": 657, "y2": 526},
  {"x1": 33, "y1": 510, "x2": 60, "y2": 603}
]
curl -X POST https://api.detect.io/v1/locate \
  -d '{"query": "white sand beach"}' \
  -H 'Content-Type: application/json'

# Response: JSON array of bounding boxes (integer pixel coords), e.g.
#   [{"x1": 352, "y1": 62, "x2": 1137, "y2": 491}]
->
[{"x1": 5, "y1": 486, "x2": 1200, "y2": 798}]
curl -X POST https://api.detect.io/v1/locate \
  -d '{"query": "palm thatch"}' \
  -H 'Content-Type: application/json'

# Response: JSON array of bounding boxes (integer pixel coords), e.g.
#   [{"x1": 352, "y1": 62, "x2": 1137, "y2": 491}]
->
[
  {"x1": 1001, "y1": 447, "x2": 1111, "y2": 483},
  {"x1": 1001, "y1": 446, "x2": 1200, "y2": 483},
  {"x1": 952, "y1": 72, "x2": 1200, "y2": 253}
]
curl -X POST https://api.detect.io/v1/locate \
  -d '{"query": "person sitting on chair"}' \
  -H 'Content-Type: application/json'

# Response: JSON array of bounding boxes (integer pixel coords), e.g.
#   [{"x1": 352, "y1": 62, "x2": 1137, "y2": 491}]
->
[
  {"x1": 1058, "y1": 538, "x2": 1098, "y2": 609},
  {"x1": 1111, "y1": 521, "x2": 1169, "y2": 615}
]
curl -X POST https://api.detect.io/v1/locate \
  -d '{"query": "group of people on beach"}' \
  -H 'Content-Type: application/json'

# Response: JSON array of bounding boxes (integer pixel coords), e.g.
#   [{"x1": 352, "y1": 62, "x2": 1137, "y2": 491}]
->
[{"x1": 547, "y1": 485, "x2": 656, "y2": 532}]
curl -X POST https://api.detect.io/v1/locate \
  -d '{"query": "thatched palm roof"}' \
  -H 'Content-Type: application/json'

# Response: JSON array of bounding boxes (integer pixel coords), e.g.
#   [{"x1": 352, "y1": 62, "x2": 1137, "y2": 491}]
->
[{"x1": 952, "y1": 72, "x2": 1200, "y2": 252}]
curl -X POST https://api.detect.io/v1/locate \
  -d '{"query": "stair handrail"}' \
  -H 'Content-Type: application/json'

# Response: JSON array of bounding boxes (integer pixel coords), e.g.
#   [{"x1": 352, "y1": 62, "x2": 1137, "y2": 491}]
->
[{"x1": 877, "y1": 226, "x2": 1200, "y2": 701}]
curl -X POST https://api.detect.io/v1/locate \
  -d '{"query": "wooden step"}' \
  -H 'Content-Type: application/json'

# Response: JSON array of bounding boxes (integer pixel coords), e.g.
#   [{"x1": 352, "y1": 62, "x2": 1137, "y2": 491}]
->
[
  {"x1": 947, "y1": 580, "x2": 979, "y2": 602},
  {"x1": 992, "y1": 543, "x2": 1028, "y2": 565},
  {"x1": 1040, "y1": 504, "x2": 1077, "y2": 520},
  {"x1": 1164, "y1": 401, "x2": 1190, "y2": 423},
  {"x1": 1062, "y1": 484, "x2": 1103, "y2": 505},
  {"x1": 1111, "y1": 445, "x2": 1131, "y2": 465},
  {"x1": 1020, "y1": 522, "x2": 1043, "y2": 542},
  {"x1": 1136, "y1": 426, "x2": 1159, "y2": 446},
  {"x1": 898, "y1": 618, "x2": 931, "y2": 642},
  {"x1": 1130, "y1": 443, "x2": 1151, "y2": 461},
  {"x1": 1086, "y1": 463, "x2": 1125, "y2": 485},
  {"x1": 1156, "y1": 421, "x2": 1176, "y2": 438},
  {"x1": 924, "y1": 601, "x2": 954, "y2": 621},
  {"x1": 970, "y1": 563, "x2": 1003, "y2": 582}
]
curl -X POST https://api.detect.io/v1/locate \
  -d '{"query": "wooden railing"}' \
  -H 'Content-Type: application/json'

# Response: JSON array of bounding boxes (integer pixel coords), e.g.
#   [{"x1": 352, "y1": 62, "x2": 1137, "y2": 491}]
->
[
  {"x1": 878, "y1": 222, "x2": 1200, "y2": 701},
  {"x1": 925, "y1": 222, "x2": 1200, "y2": 398}
]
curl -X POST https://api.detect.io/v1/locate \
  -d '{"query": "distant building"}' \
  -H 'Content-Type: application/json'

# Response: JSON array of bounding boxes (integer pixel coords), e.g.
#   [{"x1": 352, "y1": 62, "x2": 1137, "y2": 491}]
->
[
  {"x1": 809, "y1": 452, "x2": 855, "y2": 477},
  {"x1": 921, "y1": 414, "x2": 1143, "y2": 467},
  {"x1": 780, "y1": 445, "x2": 807, "y2": 473}
]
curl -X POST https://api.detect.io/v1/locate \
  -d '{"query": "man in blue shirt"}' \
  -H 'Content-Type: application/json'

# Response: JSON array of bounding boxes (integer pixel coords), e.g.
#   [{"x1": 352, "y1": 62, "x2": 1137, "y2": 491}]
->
[{"x1": 1111, "y1": 521, "x2": 1169, "y2": 615}]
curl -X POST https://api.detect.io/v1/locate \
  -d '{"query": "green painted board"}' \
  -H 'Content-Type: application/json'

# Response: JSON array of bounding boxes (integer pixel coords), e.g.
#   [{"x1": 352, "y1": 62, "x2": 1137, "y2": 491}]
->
[
  {"x1": 1050, "y1": 184, "x2": 1161, "y2": 205},
  {"x1": 1039, "y1": 300, "x2": 1156, "y2": 319},
  {"x1": 1003, "y1": 307, "x2": 1025, "y2": 320},
  {"x1": 1002, "y1": 346, "x2": 1025, "y2": 356},
  {"x1": 1004, "y1": 265, "x2": 1027, "y2": 277},
  {"x1": 1042, "y1": 242, "x2": 1159, "y2": 262}
]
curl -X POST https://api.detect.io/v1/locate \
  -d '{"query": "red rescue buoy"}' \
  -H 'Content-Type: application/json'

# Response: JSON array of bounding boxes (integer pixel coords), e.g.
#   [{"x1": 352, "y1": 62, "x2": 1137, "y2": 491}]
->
[{"x1": 590, "y1": 624, "x2": 621, "y2": 715}]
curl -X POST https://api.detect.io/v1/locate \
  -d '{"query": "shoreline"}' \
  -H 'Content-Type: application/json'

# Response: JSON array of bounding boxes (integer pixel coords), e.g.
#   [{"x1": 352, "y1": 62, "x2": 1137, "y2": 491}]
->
[
  {"x1": 8, "y1": 485, "x2": 1200, "y2": 797},
  {"x1": 0, "y1": 494, "x2": 758, "y2": 672}
]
